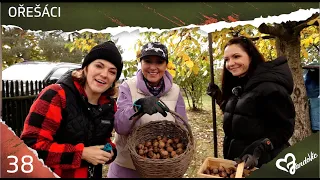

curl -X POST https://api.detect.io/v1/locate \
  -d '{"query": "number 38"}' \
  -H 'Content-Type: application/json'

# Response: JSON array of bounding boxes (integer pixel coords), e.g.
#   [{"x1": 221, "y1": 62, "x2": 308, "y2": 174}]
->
[{"x1": 7, "y1": 155, "x2": 33, "y2": 173}]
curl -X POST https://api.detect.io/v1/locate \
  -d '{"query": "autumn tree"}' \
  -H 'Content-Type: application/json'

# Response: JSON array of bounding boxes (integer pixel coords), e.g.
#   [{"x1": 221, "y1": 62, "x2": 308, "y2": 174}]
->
[
  {"x1": 300, "y1": 25, "x2": 319, "y2": 66},
  {"x1": 134, "y1": 28, "x2": 211, "y2": 110},
  {"x1": 257, "y1": 13, "x2": 319, "y2": 144},
  {"x1": 37, "y1": 31, "x2": 83, "y2": 63},
  {"x1": 65, "y1": 31, "x2": 123, "y2": 62},
  {"x1": 2, "y1": 28, "x2": 87, "y2": 69},
  {"x1": 208, "y1": 13, "x2": 319, "y2": 145}
]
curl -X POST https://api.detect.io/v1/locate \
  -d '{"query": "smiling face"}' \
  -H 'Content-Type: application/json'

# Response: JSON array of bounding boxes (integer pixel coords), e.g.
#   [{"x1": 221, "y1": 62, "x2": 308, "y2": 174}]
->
[
  {"x1": 84, "y1": 59, "x2": 117, "y2": 97},
  {"x1": 224, "y1": 44, "x2": 251, "y2": 77},
  {"x1": 141, "y1": 55, "x2": 167, "y2": 86}
]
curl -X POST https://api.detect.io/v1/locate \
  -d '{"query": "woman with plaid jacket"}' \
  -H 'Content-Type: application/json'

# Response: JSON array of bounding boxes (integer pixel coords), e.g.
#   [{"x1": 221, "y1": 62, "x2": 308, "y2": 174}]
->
[{"x1": 20, "y1": 41, "x2": 123, "y2": 178}]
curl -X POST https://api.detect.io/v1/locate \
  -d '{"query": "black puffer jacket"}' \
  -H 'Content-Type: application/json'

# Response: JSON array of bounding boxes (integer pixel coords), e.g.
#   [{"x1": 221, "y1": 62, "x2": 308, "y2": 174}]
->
[
  {"x1": 222, "y1": 56, "x2": 295, "y2": 167},
  {"x1": 55, "y1": 70, "x2": 117, "y2": 178}
]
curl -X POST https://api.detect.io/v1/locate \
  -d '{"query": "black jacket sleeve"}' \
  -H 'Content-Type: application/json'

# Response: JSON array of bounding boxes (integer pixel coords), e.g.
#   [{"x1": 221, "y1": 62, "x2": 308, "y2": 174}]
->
[{"x1": 261, "y1": 91, "x2": 295, "y2": 149}]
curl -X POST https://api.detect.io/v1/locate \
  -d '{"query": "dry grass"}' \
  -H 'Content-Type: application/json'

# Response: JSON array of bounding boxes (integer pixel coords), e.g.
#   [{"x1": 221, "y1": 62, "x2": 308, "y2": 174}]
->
[
  {"x1": 102, "y1": 95, "x2": 225, "y2": 178},
  {"x1": 183, "y1": 95, "x2": 225, "y2": 178}
]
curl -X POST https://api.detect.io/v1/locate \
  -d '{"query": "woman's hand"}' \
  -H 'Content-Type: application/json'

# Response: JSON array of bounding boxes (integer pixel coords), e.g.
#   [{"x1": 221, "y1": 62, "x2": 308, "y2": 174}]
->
[
  {"x1": 81, "y1": 145, "x2": 114, "y2": 165},
  {"x1": 235, "y1": 138, "x2": 274, "y2": 169},
  {"x1": 207, "y1": 82, "x2": 224, "y2": 106},
  {"x1": 129, "y1": 96, "x2": 168, "y2": 120}
]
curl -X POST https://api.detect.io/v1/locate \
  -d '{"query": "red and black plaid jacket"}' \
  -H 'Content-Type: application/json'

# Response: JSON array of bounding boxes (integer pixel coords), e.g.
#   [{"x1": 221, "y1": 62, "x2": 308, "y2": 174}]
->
[{"x1": 20, "y1": 79, "x2": 117, "y2": 178}]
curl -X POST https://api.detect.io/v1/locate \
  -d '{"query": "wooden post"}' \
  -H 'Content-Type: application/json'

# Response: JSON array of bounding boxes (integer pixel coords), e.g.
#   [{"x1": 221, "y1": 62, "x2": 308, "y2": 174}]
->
[{"x1": 208, "y1": 32, "x2": 218, "y2": 158}]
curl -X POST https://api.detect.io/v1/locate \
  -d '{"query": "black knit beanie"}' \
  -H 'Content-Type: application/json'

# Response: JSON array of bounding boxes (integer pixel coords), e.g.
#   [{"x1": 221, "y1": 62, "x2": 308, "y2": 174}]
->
[{"x1": 82, "y1": 41, "x2": 123, "y2": 80}]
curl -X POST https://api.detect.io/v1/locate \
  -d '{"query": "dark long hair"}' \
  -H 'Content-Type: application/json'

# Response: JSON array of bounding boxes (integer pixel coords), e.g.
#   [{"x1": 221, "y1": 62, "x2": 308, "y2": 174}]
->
[{"x1": 221, "y1": 36, "x2": 266, "y2": 101}]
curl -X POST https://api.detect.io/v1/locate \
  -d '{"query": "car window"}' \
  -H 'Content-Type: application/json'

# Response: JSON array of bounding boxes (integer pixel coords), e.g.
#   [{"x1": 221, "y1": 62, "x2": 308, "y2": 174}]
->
[{"x1": 50, "y1": 67, "x2": 73, "y2": 79}]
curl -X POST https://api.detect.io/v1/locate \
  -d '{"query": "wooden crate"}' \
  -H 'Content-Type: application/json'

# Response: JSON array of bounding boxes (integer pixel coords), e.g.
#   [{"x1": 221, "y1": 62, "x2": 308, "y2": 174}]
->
[{"x1": 197, "y1": 157, "x2": 256, "y2": 178}]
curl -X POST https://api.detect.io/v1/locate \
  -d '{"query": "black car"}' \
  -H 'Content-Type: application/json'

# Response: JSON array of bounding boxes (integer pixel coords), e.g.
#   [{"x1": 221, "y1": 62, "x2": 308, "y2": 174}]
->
[{"x1": 2, "y1": 61, "x2": 81, "y2": 96}]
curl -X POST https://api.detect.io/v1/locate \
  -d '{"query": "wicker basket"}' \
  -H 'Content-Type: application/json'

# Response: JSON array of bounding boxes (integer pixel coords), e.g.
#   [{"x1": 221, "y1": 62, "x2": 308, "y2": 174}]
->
[{"x1": 127, "y1": 111, "x2": 195, "y2": 178}]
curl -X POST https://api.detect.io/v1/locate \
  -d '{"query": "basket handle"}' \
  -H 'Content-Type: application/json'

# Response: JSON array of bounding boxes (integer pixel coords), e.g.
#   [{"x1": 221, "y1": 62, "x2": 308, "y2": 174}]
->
[
  {"x1": 128, "y1": 110, "x2": 194, "y2": 142},
  {"x1": 167, "y1": 109, "x2": 194, "y2": 145},
  {"x1": 128, "y1": 99, "x2": 194, "y2": 144}
]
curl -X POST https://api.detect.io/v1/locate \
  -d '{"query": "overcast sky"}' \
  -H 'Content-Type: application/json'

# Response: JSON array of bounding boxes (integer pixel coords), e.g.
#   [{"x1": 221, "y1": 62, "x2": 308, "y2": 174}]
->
[{"x1": 113, "y1": 30, "x2": 141, "y2": 61}]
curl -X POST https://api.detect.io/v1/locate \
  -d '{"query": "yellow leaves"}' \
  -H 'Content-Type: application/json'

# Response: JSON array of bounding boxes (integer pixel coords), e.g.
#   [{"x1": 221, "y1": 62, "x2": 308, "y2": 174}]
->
[
  {"x1": 239, "y1": 29, "x2": 251, "y2": 38},
  {"x1": 185, "y1": 60, "x2": 194, "y2": 69},
  {"x1": 192, "y1": 64, "x2": 200, "y2": 75},
  {"x1": 181, "y1": 53, "x2": 191, "y2": 62},
  {"x1": 301, "y1": 36, "x2": 314, "y2": 48},
  {"x1": 169, "y1": 42, "x2": 175, "y2": 49},
  {"x1": 191, "y1": 38, "x2": 201, "y2": 48},
  {"x1": 167, "y1": 61, "x2": 177, "y2": 78},
  {"x1": 69, "y1": 46, "x2": 75, "y2": 53},
  {"x1": 171, "y1": 33, "x2": 178, "y2": 40},
  {"x1": 168, "y1": 69, "x2": 176, "y2": 78},
  {"x1": 301, "y1": 48, "x2": 309, "y2": 59},
  {"x1": 255, "y1": 38, "x2": 276, "y2": 61},
  {"x1": 301, "y1": 26, "x2": 319, "y2": 39},
  {"x1": 136, "y1": 50, "x2": 141, "y2": 59},
  {"x1": 303, "y1": 51, "x2": 309, "y2": 59},
  {"x1": 82, "y1": 44, "x2": 92, "y2": 52},
  {"x1": 309, "y1": 38, "x2": 314, "y2": 44},
  {"x1": 167, "y1": 61, "x2": 176, "y2": 70},
  {"x1": 315, "y1": 37, "x2": 319, "y2": 45}
]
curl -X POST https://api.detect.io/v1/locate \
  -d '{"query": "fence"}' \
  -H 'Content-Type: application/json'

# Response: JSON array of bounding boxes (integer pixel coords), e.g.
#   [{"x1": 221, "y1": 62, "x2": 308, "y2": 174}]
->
[{"x1": 2, "y1": 80, "x2": 47, "y2": 137}]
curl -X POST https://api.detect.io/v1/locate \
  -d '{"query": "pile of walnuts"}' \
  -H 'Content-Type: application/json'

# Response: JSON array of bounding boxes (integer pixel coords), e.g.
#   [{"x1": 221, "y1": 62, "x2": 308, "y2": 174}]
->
[
  {"x1": 136, "y1": 136, "x2": 186, "y2": 159},
  {"x1": 203, "y1": 165, "x2": 253, "y2": 178}
]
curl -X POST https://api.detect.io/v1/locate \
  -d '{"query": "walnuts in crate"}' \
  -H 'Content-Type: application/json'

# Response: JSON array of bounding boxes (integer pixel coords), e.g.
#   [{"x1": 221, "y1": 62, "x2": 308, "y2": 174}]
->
[
  {"x1": 203, "y1": 166, "x2": 236, "y2": 178},
  {"x1": 203, "y1": 165, "x2": 254, "y2": 178},
  {"x1": 136, "y1": 135, "x2": 186, "y2": 159},
  {"x1": 242, "y1": 169, "x2": 254, "y2": 178}
]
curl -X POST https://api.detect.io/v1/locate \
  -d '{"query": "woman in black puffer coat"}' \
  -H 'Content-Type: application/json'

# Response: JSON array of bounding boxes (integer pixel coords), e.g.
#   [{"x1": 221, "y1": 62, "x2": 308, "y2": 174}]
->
[{"x1": 207, "y1": 36, "x2": 295, "y2": 169}]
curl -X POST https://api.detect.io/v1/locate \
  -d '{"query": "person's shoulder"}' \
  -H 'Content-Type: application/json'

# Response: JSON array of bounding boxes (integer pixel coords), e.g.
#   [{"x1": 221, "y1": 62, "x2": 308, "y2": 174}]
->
[
  {"x1": 123, "y1": 76, "x2": 137, "y2": 85},
  {"x1": 169, "y1": 83, "x2": 181, "y2": 95},
  {"x1": 37, "y1": 84, "x2": 66, "y2": 100},
  {"x1": 255, "y1": 82, "x2": 289, "y2": 97},
  {"x1": 172, "y1": 83, "x2": 180, "y2": 90},
  {"x1": 41, "y1": 83, "x2": 64, "y2": 94}
]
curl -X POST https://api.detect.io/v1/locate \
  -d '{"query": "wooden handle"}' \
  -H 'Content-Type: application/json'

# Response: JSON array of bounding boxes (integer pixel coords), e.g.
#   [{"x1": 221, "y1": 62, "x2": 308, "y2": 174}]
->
[{"x1": 235, "y1": 162, "x2": 245, "y2": 178}]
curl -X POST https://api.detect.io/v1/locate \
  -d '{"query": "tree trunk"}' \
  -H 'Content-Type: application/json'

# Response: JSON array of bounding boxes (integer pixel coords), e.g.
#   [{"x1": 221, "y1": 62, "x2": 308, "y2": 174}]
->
[
  {"x1": 275, "y1": 29, "x2": 312, "y2": 145},
  {"x1": 191, "y1": 84, "x2": 197, "y2": 111},
  {"x1": 183, "y1": 88, "x2": 192, "y2": 109},
  {"x1": 258, "y1": 19, "x2": 315, "y2": 145}
]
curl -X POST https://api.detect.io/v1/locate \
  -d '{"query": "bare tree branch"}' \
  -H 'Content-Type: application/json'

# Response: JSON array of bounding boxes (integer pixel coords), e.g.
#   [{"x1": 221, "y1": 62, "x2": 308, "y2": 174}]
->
[
  {"x1": 294, "y1": 13, "x2": 319, "y2": 34},
  {"x1": 313, "y1": 44, "x2": 320, "y2": 52},
  {"x1": 249, "y1": 35, "x2": 275, "y2": 41},
  {"x1": 258, "y1": 23, "x2": 281, "y2": 37},
  {"x1": 259, "y1": 13, "x2": 319, "y2": 39}
]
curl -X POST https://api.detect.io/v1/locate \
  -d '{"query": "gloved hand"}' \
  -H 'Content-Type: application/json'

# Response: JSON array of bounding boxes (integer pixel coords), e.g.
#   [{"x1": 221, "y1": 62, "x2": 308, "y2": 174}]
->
[
  {"x1": 206, "y1": 82, "x2": 223, "y2": 105},
  {"x1": 129, "y1": 96, "x2": 168, "y2": 120},
  {"x1": 235, "y1": 138, "x2": 274, "y2": 169}
]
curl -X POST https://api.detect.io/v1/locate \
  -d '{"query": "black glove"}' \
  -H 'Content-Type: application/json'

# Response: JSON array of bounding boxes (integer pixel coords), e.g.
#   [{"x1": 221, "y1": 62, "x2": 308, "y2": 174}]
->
[
  {"x1": 235, "y1": 138, "x2": 274, "y2": 169},
  {"x1": 206, "y1": 82, "x2": 223, "y2": 105},
  {"x1": 129, "y1": 96, "x2": 168, "y2": 120}
]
